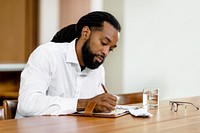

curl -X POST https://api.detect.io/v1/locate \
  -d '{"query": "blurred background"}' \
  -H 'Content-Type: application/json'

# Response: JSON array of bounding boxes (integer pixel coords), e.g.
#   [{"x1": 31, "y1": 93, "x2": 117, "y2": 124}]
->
[{"x1": 0, "y1": 0, "x2": 200, "y2": 105}]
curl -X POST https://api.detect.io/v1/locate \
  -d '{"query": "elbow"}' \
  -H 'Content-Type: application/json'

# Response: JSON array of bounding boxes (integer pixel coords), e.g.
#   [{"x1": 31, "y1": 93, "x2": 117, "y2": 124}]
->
[{"x1": 17, "y1": 95, "x2": 38, "y2": 117}]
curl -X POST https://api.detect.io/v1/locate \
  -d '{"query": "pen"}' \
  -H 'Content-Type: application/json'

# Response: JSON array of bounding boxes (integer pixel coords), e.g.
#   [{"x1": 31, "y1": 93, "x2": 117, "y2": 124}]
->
[{"x1": 101, "y1": 83, "x2": 108, "y2": 93}]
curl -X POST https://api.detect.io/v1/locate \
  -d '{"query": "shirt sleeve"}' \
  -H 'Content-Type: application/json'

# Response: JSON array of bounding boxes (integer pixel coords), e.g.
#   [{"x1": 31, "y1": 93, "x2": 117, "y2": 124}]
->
[{"x1": 17, "y1": 45, "x2": 77, "y2": 117}]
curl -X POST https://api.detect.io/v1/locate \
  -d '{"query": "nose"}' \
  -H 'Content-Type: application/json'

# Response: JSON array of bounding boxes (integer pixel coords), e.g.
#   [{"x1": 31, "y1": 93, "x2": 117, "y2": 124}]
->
[{"x1": 102, "y1": 46, "x2": 110, "y2": 56}]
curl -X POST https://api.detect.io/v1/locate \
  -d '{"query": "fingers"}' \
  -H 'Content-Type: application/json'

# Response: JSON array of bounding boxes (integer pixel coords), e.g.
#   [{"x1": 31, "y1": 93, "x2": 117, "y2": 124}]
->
[
  {"x1": 98, "y1": 102, "x2": 115, "y2": 113},
  {"x1": 107, "y1": 93, "x2": 118, "y2": 102},
  {"x1": 91, "y1": 93, "x2": 117, "y2": 113},
  {"x1": 106, "y1": 96, "x2": 117, "y2": 107}
]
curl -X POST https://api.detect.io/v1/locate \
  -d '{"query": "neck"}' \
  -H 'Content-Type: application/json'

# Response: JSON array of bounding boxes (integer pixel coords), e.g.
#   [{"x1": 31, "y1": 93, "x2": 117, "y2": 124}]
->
[{"x1": 75, "y1": 39, "x2": 85, "y2": 67}]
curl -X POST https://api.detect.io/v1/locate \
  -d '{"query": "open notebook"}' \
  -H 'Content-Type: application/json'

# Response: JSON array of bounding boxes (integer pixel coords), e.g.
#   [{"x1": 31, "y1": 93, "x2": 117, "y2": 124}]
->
[
  {"x1": 63, "y1": 105, "x2": 140, "y2": 118},
  {"x1": 66, "y1": 105, "x2": 153, "y2": 118},
  {"x1": 66, "y1": 108, "x2": 129, "y2": 118},
  {"x1": 61, "y1": 105, "x2": 152, "y2": 118}
]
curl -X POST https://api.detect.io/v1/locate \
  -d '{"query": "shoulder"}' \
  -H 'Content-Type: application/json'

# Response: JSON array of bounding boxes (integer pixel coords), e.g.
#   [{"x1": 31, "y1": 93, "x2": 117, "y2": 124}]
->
[
  {"x1": 37, "y1": 42, "x2": 68, "y2": 52},
  {"x1": 30, "y1": 42, "x2": 69, "y2": 57}
]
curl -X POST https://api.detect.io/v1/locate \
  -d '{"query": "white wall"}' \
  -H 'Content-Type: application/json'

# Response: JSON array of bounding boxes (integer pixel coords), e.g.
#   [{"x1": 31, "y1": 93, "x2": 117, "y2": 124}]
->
[
  {"x1": 90, "y1": 0, "x2": 103, "y2": 11},
  {"x1": 123, "y1": 0, "x2": 200, "y2": 100},
  {"x1": 103, "y1": 0, "x2": 124, "y2": 94},
  {"x1": 38, "y1": 0, "x2": 60, "y2": 44}
]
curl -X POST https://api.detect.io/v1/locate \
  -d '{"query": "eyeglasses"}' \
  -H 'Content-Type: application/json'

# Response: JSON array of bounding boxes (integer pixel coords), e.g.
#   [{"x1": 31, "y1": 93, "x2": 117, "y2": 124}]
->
[{"x1": 169, "y1": 101, "x2": 199, "y2": 112}]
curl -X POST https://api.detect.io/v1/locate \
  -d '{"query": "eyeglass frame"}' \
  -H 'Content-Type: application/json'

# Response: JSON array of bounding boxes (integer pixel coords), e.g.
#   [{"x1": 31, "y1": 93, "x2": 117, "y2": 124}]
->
[{"x1": 169, "y1": 101, "x2": 199, "y2": 112}]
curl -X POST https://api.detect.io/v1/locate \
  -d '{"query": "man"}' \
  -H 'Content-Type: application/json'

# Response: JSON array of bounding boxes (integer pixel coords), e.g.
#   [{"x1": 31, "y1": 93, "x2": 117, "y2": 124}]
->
[{"x1": 15, "y1": 11, "x2": 121, "y2": 118}]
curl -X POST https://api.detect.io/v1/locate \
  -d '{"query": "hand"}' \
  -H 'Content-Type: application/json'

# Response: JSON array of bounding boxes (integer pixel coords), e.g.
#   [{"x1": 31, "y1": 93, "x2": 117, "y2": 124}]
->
[{"x1": 90, "y1": 93, "x2": 117, "y2": 113}]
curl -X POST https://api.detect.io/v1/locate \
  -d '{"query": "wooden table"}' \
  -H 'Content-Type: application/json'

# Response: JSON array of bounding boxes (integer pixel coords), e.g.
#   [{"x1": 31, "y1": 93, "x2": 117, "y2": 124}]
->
[{"x1": 0, "y1": 96, "x2": 200, "y2": 133}]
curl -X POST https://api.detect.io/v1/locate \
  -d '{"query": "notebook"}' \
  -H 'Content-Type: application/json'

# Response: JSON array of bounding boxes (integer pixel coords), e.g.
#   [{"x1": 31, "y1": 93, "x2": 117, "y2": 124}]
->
[{"x1": 66, "y1": 108, "x2": 129, "y2": 118}]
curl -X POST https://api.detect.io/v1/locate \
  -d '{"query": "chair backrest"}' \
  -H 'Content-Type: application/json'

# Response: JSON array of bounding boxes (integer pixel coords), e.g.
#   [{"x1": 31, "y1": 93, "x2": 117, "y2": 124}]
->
[
  {"x1": 0, "y1": 106, "x2": 4, "y2": 120},
  {"x1": 3, "y1": 100, "x2": 18, "y2": 120},
  {"x1": 116, "y1": 92, "x2": 143, "y2": 105}
]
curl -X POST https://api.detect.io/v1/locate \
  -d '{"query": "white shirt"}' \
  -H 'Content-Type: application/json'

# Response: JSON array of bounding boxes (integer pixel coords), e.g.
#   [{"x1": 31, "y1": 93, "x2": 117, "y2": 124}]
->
[{"x1": 15, "y1": 40, "x2": 105, "y2": 118}]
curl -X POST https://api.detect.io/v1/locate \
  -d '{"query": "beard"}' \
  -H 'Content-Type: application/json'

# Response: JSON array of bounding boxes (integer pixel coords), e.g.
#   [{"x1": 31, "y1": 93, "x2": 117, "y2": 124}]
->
[{"x1": 82, "y1": 39, "x2": 105, "y2": 69}]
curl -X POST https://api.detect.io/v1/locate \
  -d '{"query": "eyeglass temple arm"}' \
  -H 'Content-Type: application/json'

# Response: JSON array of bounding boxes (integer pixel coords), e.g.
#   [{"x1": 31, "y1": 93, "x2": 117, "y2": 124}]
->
[{"x1": 169, "y1": 101, "x2": 199, "y2": 110}]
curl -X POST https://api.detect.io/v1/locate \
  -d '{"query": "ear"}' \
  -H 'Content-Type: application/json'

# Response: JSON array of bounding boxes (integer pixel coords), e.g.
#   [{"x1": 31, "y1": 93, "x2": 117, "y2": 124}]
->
[{"x1": 81, "y1": 26, "x2": 91, "y2": 40}]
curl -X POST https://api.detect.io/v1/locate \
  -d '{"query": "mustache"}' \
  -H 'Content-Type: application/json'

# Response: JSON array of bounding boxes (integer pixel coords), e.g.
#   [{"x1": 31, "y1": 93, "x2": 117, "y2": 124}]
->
[{"x1": 95, "y1": 54, "x2": 106, "y2": 60}]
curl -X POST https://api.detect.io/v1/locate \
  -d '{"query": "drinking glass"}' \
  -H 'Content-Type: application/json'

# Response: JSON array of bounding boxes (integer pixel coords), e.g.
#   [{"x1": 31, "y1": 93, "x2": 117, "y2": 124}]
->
[{"x1": 143, "y1": 88, "x2": 159, "y2": 108}]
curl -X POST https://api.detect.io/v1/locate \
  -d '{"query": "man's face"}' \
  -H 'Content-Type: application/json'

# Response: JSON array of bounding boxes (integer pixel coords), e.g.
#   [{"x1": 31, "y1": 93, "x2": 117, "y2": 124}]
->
[
  {"x1": 81, "y1": 22, "x2": 120, "y2": 69},
  {"x1": 82, "y1": 37, "x2": 105, "y2": 69}
]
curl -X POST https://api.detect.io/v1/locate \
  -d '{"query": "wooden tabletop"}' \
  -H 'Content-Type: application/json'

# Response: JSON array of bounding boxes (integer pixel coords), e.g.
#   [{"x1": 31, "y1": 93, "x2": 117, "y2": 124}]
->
[{"x1": 0, "y1": 96, "x2": 200, "y2": 133}]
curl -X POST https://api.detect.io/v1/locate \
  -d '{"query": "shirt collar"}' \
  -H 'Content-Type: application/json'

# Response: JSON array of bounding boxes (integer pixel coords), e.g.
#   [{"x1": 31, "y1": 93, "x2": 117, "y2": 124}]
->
[
  {"x1": 65, "y1": 39, "x2": 79, "y2": 64},
  {"x1": 65, "y1": 39, "x2": 94, "y2": 75}
]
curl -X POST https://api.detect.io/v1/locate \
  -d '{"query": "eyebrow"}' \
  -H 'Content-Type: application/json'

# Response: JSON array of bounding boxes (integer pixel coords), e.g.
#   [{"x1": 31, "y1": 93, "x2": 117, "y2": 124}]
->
[{"x1": 104, "y1": 36, "x2": 111, "y2": 42}]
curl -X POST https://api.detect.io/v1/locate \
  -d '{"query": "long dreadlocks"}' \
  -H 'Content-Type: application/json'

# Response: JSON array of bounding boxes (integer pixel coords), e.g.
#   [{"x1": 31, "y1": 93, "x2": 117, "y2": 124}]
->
[{"x1": 51, "y1": 11, "x2": 121, "y2": 43}]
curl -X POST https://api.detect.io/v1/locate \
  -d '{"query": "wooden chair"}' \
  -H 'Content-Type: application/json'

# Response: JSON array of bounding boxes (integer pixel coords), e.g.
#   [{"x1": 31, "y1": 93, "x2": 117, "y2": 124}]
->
[
  {"x1": 0, "y1": 106, "x2": 4, "y2": 120},
  {"x1": 3, "y1": 100, "x2": 18, "y2": 120},
  {"x1": 116, "y1": 92, "x2": 143, "y2": 105}
]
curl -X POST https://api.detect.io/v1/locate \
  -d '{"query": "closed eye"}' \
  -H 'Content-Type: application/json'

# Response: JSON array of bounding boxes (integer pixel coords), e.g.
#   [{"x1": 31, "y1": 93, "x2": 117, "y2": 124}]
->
[{"x1": 101, "y1": 41, "x2": 107, "y2": 46}]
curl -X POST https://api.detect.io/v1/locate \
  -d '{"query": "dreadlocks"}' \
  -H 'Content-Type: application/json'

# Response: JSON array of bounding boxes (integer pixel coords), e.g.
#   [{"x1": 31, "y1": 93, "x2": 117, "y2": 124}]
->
[{"x1": 51, "y1": 11, "x2": 121, "y2": 43}]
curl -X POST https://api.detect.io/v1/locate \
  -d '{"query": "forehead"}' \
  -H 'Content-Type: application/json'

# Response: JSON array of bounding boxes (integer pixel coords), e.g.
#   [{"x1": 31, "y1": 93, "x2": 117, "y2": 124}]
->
[
  {"x1": 101, "y1": 22, "x2": 120, "y2": 43},
  {"x1": 90, "y1": 22, "x2": 120, "y2": 46}
]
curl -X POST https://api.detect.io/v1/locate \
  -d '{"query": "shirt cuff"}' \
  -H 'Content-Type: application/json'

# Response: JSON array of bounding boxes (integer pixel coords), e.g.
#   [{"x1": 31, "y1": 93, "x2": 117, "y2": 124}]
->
[{"x1": 59, "y1": 98, "x2": 78, "y2": 115}]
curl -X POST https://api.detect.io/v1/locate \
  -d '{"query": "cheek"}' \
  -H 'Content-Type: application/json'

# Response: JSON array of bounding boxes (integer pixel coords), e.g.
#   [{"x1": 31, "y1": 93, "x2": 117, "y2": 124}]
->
[
  {"x1": 89, "y1": 33, "x2": 103, "y2": 53},
  {"x1": 89, "y1": 40, "x2": 102, "y2": 54}
]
